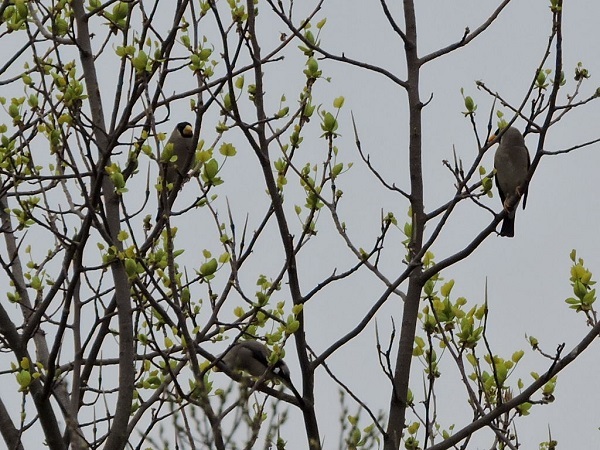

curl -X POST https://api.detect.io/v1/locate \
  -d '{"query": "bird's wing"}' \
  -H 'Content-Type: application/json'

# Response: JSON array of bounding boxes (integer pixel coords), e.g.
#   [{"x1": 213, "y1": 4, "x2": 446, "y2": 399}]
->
[
  {"x1": 494, "y1": 169, "x2": 507, "y2": 205},
  {"x1": 522, "y1": 144, "x2": 531, "y2": 209},
  {"x1": 244, "y1": 342, "x2": 271, "y2": 368}
]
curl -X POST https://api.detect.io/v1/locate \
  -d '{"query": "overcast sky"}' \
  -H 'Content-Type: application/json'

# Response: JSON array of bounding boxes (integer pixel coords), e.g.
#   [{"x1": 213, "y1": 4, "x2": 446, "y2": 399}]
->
[
  {"x1": 261, "y1": 1, "x2": 600, "y2": 448},
  {"x1": 82, "y1": 0, "x2": 600, "y2": 447},
  {"x1": 2, "y1": 1, "x2": 600, "y2": 449}
]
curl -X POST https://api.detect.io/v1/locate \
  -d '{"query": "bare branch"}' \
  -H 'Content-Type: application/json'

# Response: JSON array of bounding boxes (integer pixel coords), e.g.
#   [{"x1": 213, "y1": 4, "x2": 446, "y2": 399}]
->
[{"x1": 419, "y1": 0, "x2": 513, "y2": 65}]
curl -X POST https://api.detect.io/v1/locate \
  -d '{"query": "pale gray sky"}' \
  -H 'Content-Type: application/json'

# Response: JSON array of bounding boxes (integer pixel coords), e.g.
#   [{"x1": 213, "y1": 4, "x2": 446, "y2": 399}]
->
[
  {"x1": 2, "y1": 1, "x2": 600, "y2": 449},
  {"x1": 269, "y1": 1, "x2": 600, "y2": 448}
]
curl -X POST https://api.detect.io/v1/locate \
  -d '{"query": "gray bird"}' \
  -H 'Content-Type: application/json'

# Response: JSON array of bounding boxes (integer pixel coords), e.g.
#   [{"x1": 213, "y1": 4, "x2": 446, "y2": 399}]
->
[
  {"x1": 219, "y1": 340, "x2": 291, "y2": 383},
  {"x1": 491, "y1": 127, "x2": 530, "y2": 237},
  {"x1": 216, "y1": 340, "x2": 301, "y2": 399},
  {"x1": 157, "y1": 122, "x2": 194, "y2": 219},
  {"x1": 163, "y1": 121, "x2": 194, "y2": 186}
]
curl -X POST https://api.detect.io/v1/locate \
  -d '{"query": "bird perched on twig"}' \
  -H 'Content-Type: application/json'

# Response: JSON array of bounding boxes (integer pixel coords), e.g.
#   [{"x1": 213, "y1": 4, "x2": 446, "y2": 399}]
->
[
  {"x1": 162, "y1": 121, "x2": 194, "y2": 186},
  {"x1": 490, "y1": 126, "x2": 530, "y2": 237},
  {"x1": 215, "y1": 340, "x2": 301, "y2": 400},
  {"x1": 157, "y1": 121, "x2": 194, "y2": 219}
]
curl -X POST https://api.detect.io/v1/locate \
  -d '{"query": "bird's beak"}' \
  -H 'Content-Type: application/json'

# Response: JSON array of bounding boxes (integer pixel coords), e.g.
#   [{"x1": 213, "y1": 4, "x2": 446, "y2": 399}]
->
[
  {"x1": 183, "y1": 124, "x2": 193, "y2": 137},
  {"x1": 488, "y1": 128, "x2": 501, "y2": 143}
]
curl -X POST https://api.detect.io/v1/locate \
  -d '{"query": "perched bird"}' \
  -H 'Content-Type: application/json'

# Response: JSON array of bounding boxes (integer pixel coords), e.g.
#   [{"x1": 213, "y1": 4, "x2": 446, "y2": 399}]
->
[
  {"x1": 162, "y1": 121, "x2": 194, "y2": 185},
  {"x1": 157, "y1": 122, "x2": 194, "y2": 219},
  {"x1": 490, "y1": 126, "x2": 530, "y2": 237},
  {"x1": 216, "y1": 340, "x2": 300, "y2": 399}
]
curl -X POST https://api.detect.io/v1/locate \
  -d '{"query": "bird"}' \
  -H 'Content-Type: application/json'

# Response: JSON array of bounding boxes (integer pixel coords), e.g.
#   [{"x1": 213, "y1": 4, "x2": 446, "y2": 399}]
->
[
  {"x1": 490, "y1": 126, "x2": 530, "y2": 237},
  {"x1": 215, "y1": 340, "x2": 301, "y2": 399},
  {"x1": 162, "y1": 121, "x2": 194, "y2": 186},
  {"x1": 157, "y1": 122, "x2": 194, "y2": 219}
]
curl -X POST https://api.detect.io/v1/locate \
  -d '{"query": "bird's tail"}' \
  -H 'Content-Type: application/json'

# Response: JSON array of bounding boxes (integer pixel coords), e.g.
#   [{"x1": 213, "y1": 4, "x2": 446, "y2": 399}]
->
[{"x1": 500, "y1": 216, "x2": 515, "y2": 237}]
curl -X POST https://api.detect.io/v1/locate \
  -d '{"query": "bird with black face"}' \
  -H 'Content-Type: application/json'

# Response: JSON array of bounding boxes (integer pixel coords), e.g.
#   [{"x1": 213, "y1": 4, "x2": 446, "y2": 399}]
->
[
  {"x1": 157, "y1": 122, "x2": 194, "y2": 220},
  {"x1": 215, "y1": 340, "x2": 300, "y2": 399},
  {"x1": 162, "y1": 121, "x2": 194, "y2": 186},
  {"x1": 489, "y1": 126, "x2": 530, "y2": 237}
]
